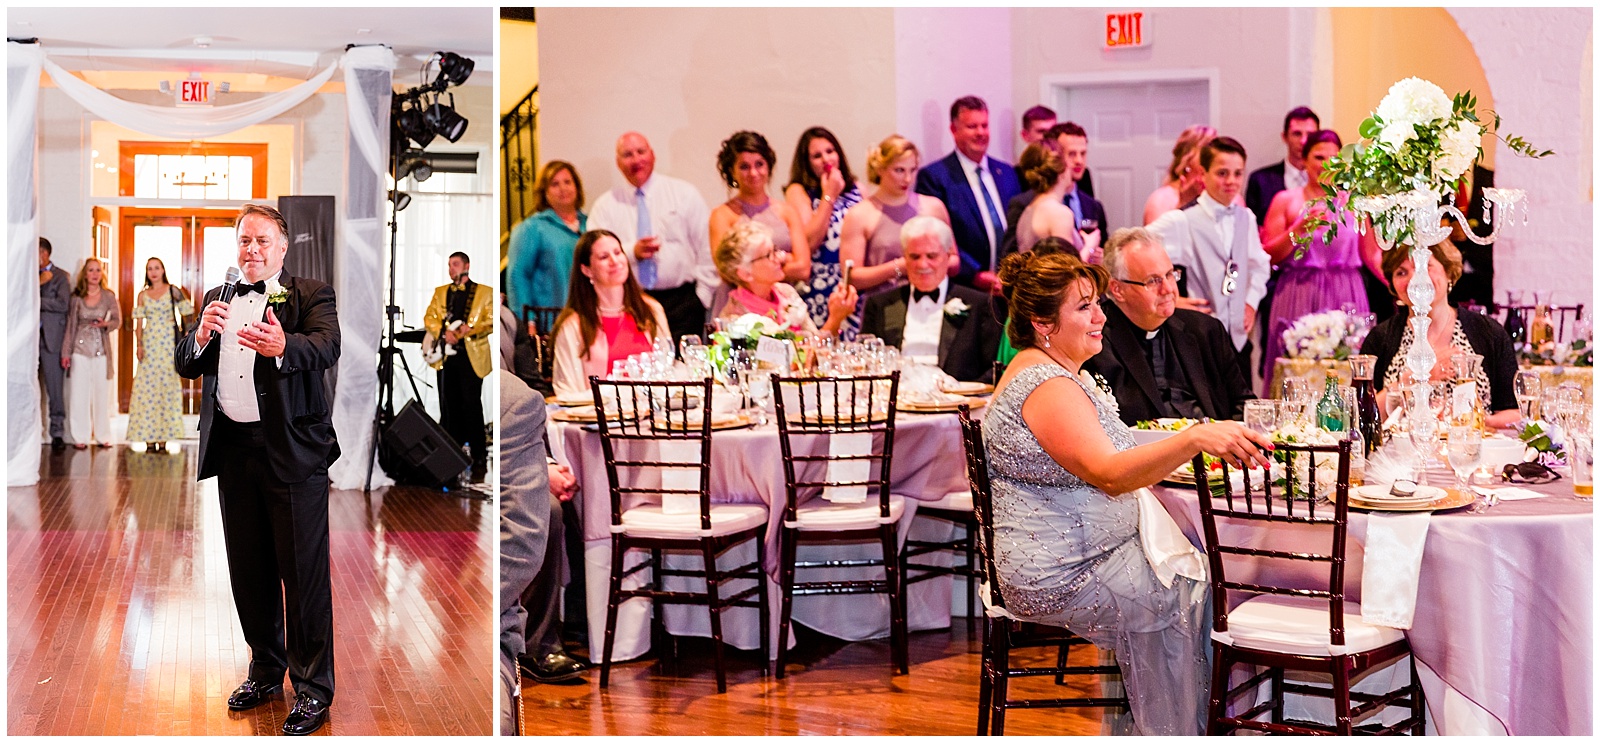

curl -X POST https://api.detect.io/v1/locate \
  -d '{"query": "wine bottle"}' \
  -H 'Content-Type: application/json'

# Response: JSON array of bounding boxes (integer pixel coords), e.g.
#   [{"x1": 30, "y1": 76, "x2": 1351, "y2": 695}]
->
[{"x1": 1315, "y1": 370, "x2": 1348, "y2": 433}]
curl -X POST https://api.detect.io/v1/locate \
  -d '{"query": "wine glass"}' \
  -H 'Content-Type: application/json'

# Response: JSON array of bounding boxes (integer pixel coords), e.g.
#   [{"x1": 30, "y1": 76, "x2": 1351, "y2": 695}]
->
[
  {"x1": 1514, "y1": 370, "x2": 1542, "y2": 421},
  {"x1": 740, "y1": 366, "x2": 773, "y2": 425},
  {"x1": 1244, "y1": 399, "x2": 1278, "y2": 436},
  {"x1": 1446, "y1": 425, "x2": 1482, "y2": 492}
]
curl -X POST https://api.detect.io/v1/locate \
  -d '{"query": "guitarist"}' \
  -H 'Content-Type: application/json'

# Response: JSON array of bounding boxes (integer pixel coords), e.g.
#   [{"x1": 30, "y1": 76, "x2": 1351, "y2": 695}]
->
[{"x1": 425, "y1": 252, "x2": 494, "y2": 482}]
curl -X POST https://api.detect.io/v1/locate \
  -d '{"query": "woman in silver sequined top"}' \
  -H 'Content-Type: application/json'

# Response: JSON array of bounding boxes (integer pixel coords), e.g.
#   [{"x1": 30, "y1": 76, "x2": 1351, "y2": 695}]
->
[
  {"x1": 983, "y1": 246, "x2": 1271, "y2": 734},
  {"x1": 61, "y1": 257, "x2": 121, "y2": 448}
]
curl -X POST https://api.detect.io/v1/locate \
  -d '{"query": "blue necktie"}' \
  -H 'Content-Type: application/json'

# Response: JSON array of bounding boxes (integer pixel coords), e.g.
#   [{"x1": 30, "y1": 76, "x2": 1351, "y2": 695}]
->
[
  {"x1": 1067, "y1": 190, "x2": 1084, "y2": 228},
  {"x1": 975, "y1": 163, "x2": 1005, "y2": 271},
  {"x1": 635, "y1": 186, "x2": 657, "y2": 289}
]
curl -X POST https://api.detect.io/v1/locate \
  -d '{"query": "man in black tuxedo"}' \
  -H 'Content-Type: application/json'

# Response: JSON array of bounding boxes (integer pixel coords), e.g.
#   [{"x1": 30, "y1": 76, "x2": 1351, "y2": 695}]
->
[
  {"x1": 1084, "y1": 227, "x2": 1253, "y2": 425},
  {"x1": 176, "y1": 204, "x2": 340, "y2": 736},
  {"x1": 914, "y1": 95, "x2": 1022, "y2": 291},
  {"x1": 1001, "y1": 122, "x2": 1108, "y2": 258},
  {"x1": 860, "y1": 216, "x2": 1001, "y2": 383}
]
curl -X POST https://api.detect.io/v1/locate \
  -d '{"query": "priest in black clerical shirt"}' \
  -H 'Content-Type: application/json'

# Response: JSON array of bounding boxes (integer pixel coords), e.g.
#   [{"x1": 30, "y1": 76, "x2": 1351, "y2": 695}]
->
[{"x1": 1084, "y1": 228, "x2": 1254, "y2": 426}]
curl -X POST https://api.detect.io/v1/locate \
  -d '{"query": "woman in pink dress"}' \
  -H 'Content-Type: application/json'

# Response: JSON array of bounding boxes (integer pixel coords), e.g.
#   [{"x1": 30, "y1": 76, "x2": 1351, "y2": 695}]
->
[
  {"x1": 550, "y1": 229, "x2": 671, "y2": 398},
  {"x1": 714, "y1": 220, "x2": 855, "y2": 338}
]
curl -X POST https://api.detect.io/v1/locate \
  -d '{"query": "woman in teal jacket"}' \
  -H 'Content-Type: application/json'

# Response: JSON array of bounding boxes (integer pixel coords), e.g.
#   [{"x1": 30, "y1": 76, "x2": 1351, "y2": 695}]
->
[{"x1": 508, "y1": 160, "x2": 587, "y2": 320}]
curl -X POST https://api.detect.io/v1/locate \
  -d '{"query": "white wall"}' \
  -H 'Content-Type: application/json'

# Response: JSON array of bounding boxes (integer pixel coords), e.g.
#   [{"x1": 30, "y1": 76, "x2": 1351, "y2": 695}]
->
[{"x1": 894, "y1": 7, "x2": 1014, "y2": 163}]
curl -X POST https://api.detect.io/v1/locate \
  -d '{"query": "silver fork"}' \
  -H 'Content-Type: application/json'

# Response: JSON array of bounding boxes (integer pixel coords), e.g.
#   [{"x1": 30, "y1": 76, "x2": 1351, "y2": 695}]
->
[{"x1": 1470, "y1": 486, "x2": 1500, "y2": 513}]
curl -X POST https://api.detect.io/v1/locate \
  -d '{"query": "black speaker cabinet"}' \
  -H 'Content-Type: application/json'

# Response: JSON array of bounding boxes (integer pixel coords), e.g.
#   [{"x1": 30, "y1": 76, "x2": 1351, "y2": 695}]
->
[{"x1": 381, "y1": 399, "x2": 469, "y2": 487}]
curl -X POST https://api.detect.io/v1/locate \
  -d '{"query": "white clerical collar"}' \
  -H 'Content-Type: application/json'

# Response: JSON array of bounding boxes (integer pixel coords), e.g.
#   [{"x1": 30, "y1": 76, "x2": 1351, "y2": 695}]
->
[{"x1": 1145, "y1": 328, "x2": 1160, "y2": 340}]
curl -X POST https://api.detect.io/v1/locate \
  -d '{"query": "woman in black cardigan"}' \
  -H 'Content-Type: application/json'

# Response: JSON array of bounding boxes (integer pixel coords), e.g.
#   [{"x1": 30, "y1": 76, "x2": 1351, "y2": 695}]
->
[{"x1": 1360, "y1": 241, "x2": 1520, "y2": 429}]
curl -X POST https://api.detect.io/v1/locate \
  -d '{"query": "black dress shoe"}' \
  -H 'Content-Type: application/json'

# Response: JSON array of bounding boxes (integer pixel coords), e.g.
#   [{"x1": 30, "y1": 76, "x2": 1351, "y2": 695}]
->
[
  {"x1": 226, "y1": 679, "x2": 283, "y2": 711},
  {"x1": 282, "y1": 693, "x2": 330, "y2": 736},
  {"x1": 50, "y1": 437, "x2": 65, "y2": 452},
  {"x1": 521, "y1": 650, "x2": 588, "y2": 683}
]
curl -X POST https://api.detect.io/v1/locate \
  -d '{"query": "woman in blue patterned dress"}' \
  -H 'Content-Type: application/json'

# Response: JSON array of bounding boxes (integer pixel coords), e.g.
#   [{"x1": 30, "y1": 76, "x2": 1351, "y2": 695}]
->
[
  {"x1": 984, "y1": 250, "x2": 1272, "y2": 735},
  {"x1": 784, "y1": 127, "x2": 864, "y2": 338},
  {"x1": 127, "y1": 257, "x2": 192, "y2": 452}
]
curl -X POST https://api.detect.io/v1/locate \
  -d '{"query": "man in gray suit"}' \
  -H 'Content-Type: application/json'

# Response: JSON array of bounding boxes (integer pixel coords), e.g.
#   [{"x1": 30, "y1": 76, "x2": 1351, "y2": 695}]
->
[{"x1": 38, "y1": 237, "x2": 70, "y2": 451}]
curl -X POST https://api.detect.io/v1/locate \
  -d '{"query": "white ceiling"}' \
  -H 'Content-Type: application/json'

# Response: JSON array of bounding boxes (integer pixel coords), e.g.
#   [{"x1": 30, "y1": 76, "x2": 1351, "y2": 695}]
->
[{"x1": 9, "y1": 7, "x2": 495, "y2": 84}]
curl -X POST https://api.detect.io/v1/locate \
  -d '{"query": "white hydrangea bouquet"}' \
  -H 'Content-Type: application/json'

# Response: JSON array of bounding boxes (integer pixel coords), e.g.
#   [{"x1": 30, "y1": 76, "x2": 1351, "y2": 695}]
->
[
  {"x1": 1297, "y1": 77, "x2": 1550, "y2": 253},
  {"x1": 707, "y1": 313, "x2": 802, "y2": 376},
  {"x1": 1282, "y1": 309, "x2": 1370, "y2": 361},
  {"x1": 1271, "y1": 421, "x2": 1347, "y2": 500}
]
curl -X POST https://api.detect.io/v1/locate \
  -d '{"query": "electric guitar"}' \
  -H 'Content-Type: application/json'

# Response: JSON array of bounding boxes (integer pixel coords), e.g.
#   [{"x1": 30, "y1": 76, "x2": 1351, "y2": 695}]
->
[{"x1": 423, "y1": 319, "x2": 465, "y2": 369}]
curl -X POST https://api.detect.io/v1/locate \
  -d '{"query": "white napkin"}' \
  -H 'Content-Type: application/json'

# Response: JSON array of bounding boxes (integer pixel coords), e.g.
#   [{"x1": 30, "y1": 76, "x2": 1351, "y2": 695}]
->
[
  {"x1": 1136, "y1": 488, "x2": 1206, "y2": 588},
  {"x1": 1476, "y1": 486, "x2": 1546, "y2": 501},
  {"x1": 824, "y1": 432, "x2": 871, "y2": 503},
  {"x1": 1360, "y1": 511, "x2": 1432, "y2": 629},
  {"x1": 658, "y1": 439, "x2": 702, "y2": 514}
]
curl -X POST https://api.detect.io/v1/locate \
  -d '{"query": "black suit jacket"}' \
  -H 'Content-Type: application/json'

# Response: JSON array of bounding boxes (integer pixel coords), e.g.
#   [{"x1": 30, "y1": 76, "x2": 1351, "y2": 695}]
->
[
  {"x1": 1083, "y1": 302, "x2": 1254, "y2": 426},
  {"x1": 176, "y1": 275, "x2": 341, "y2": 483},
  {"x1": 999, "y1": 188, "x2": 1108, "y2": 258},
  {"x1": 914, "y1": 152, "x2": 1021, "y2": 284},
  {"x1": 860, "y1": 283, "x2": 1001, "y2": 383},
  {"x1": 1245, "y1": 160, "x2": 1288, "y2": 227}
]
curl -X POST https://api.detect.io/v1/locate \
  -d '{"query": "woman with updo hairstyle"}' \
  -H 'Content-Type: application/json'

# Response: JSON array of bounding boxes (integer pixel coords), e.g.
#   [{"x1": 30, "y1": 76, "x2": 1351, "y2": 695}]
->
[
  {"x1": 709, "y1": 131, "x2": 810, "y2": 284},
  {"x1": 712, "y1": 219, "x2": 855, "y2": 337},
  {"x1": 1142, "y1": 124, "x2": 1217, "y2": 224},
  {"x1": 995, "y1": 235, "x2": 1080, "y2": 366},
  {"x1": 1013, "y1": 142, "x2": 1087, "y2": 255},
  {"x1": 984, "y1": 250, "x2": 1272, "y2": 735},
  {"x1": 549, "y1": 229, "x2": 672, "y2": 398},
  {"x1": 837, "y1": 134, "x2": 950, "y2": 301}
]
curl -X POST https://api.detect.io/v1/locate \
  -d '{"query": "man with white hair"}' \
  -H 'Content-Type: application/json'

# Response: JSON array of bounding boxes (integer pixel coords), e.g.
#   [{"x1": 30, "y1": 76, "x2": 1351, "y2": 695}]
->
[
  {"x1": 1084, "y1": 227, "x2": 1254, "y2": 426},
  {"x1": 860, "y1": 216, "x2": 1001, "y2": 382}
]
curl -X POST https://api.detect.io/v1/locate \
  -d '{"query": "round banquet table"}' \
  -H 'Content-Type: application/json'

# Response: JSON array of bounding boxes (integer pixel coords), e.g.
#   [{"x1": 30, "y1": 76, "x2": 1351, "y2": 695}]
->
[
  {"x1": 549, "y1": 407, "x2": 976, "y2": 664},
  {"x1": 1151, "y1": 477, "x2": 1592, "y2": 735}
]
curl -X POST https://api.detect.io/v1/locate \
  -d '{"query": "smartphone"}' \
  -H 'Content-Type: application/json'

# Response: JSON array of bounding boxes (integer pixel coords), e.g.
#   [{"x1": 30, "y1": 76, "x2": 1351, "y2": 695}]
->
[{"x1": 842, "y1": 259, "x2": 854, "y2": 287}]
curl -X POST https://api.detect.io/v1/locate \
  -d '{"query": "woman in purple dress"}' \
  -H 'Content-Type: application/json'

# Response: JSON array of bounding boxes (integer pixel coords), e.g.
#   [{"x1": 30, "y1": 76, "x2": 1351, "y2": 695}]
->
[{"x1": 1260, "y1": 130, "x2": 1382, "y2": 365}]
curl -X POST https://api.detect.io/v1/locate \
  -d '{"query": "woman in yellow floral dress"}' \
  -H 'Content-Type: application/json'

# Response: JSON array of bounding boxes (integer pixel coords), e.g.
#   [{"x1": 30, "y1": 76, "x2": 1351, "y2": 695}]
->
[{"x1": 127, "y1": 257, "x2": 191, "y2": 452}]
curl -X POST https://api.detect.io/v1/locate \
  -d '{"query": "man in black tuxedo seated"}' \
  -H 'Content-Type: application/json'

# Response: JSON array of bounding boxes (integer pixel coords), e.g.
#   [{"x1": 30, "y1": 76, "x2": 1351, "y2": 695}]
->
[
  {"x1": 860, "y1": 216, "x2": 1001, "y2": 382},
  {"x1": 1085, "y1": 227, "x2": 1254, "y2": 426},
  {"x1": 176, "y1": 204, "x2": 340, "y2": 735}
]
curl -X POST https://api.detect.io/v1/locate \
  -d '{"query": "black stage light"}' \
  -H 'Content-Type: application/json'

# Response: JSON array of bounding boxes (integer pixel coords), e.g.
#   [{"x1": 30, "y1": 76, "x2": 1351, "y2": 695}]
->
[
  {"x1": 436, "y1": 51, "x2": 474, "y2": 85},
  {"x1": 396, "y1": 101, "x2": 434, "y2": 149},
  {"x1": 424, "y1": 93, "x2": 468, "y2": 143},
  {"x1": 389, "y1": 190, "x2": 412, "y2": 211},
  {"x1": 396, "y1": 150, "x2": 432, "y2": 182}
]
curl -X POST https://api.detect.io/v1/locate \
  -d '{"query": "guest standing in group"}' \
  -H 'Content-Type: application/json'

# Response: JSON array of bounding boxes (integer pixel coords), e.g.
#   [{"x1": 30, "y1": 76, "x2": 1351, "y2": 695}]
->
[
  {"x1": 127, "y1": 257, "x2": 192, "y2": 452},
  {"x1": 710, "y1": 131, "x2": 809, "y2": 281},
  {"x1": 784, "y1": 126, "x2": 865, "y2": 335},
  {"x1": 915, "y1": 96, "x2": 1021, "y2": 291},
  {"x1": 1002, "y1": 123, "x2": 1108, "y2": 260},
  {"x1": 1012, "y1": 143, "x2": 1087, "y2": 255},
  {"x1": 838, "y1": 135, "x2": 950, "y2": 302},
  {"x1": 176, "y1": 204, "x2": 340, "y2": 735},
  {"x1": 507, "y1": 160, "x2": 587, "y2": 326},
  {"x1": 38, "y1": 237, "x2": 71, "y2": 451},
  {"x1": 62, "y1": 257, "x2": 120, "y2": 449},
  {"x1": 984, "y1": 248, "x2": 1270, "y2": 735},
  {"x1": 550, "y1": 230, "x2": 672, "y2": 399},
  {"x1": 425, "y1": 252, "x2": 495, "y2": 482},
  {"x1": 1018, "y1": 105, "x2": 1057, "y2": 149},
  {"x1": 586, "y1": 132, "x2": 717, "y2": 344},
  {"x1": 713, "y1": 220, "x2": 855, "y2": 337},
  {"x1": 1141, "y1": 124, "x2": 1216, "y2": 225},
  {"x1": 1245, "y1": 107, "x2": 1321, "y2": 227},
  {"x1": 1360, "y1": 241, "x2": 1520, "y2": 429},
  {"x1": 1259, "y1": 130, "x2": 1379, "y2": 366}
]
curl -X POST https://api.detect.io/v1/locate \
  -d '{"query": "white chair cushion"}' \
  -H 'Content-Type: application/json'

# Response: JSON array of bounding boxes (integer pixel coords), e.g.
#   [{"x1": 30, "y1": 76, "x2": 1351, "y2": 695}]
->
[
  {"x1": 793, "y1": 495, "x2": 906, "y2": 531},
  {"x1": 619, "y1": 502, "x2": 768, "y2": 539},
  {"x1": 1216, "y1": 594, "x2": 1406, "y2": 656},
  {"x1": 922, "y1": 490, "x2": 973, "y2": 512}
]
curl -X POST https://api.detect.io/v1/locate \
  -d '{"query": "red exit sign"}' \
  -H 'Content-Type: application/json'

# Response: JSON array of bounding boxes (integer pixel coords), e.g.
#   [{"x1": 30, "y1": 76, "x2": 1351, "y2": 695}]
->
[
  {"x1": 180, "y1": 79, "x2": 211, "y2": 105},
  {"x1": 1105, "y1": 12, "x2": 1147, "y2": 49}
]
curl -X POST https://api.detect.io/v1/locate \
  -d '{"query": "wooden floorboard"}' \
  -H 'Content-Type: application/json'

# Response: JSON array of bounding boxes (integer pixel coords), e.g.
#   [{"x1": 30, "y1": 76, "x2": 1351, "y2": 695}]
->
[
  {"x1": 523, "y1": 622, "x2": 1114, "y2": 735},
  {"x1": 8, "y1": 444, "x2": 493, "y2": 735}
]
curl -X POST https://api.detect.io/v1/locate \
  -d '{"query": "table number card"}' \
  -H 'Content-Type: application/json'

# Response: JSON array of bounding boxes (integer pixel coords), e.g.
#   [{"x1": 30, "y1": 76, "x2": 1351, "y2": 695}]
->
[{"x1": 755, "y1": 336, "x2": 792, "y2": 369}]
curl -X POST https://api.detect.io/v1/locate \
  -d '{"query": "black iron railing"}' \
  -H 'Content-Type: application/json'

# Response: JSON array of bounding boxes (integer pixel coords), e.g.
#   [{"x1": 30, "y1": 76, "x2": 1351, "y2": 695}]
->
[{"x1": 501, "y1": 85, "x2": 538, "y2": 238}]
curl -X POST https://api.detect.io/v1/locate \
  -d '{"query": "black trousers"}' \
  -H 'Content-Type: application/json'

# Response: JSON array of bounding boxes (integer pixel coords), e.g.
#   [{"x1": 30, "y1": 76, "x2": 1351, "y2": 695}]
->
[
  {"x1": 646, "y1": 282, "x2": 706, "y2": 346},
  {"x1": 214, "y1": 415, "x2": 335, "y2": 704},
  {"x1": 439, "y1": 350, "x2": 487, "y2": 468}
]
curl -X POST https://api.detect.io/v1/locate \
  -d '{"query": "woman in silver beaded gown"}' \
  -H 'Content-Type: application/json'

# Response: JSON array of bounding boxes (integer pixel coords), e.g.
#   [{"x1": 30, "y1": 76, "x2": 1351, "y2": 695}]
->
[{"x1": 983, "y1": 245, "x2": 1273, "y2": 735}]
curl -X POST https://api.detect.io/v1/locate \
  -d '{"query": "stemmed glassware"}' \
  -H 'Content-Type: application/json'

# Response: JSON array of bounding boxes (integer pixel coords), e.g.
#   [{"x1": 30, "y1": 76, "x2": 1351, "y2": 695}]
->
[
  {"x1": 1446, "y1": 425, "x2": 1483, "y2": 493},
  {"x1": 1280, "y1": 377, "x2": 1312, "y2": 425},
  {"x1": 1514, "y1": 370, "x2": 1542, "y2": 421}
]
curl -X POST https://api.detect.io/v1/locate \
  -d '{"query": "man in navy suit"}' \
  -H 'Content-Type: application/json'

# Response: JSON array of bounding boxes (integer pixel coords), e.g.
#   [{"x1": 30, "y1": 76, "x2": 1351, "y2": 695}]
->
[
  {"x1": 1000, "y1": 122, "x2": 1108, "y2": 259},
  {"x1": 915, "y1": 95, "x2": 1021, "y2": 292},
  {"x1": 1244, "y1": 106, "x2": 1320, "y2": 227}
]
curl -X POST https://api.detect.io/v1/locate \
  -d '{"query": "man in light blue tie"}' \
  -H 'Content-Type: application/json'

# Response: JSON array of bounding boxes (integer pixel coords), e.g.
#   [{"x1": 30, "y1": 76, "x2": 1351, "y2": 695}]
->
[
  {"x1": 915, "y1": 95, "x2": 1021, "y2": 292},
  {"x1": 587, "y1": 132, "x2": 716, "y2": 344}
]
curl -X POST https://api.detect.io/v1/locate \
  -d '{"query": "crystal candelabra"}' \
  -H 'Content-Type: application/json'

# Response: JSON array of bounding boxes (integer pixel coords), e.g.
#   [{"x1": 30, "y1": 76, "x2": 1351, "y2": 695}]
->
[{"x1": 1350, "y1": 187, "x2": 1527, "y2": 448}]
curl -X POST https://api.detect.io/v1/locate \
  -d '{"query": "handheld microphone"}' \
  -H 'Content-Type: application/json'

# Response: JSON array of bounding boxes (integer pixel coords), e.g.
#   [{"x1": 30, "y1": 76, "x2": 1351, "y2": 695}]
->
[{"x1": 218, "y1": 267, "x2": 242, "y2": 304}]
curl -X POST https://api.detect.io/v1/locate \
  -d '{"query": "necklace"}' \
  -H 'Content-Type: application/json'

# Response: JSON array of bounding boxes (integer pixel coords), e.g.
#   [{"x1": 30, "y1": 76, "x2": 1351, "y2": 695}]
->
[{"x1": 597, "y1": 304, "x2": 624, "y2": 315}]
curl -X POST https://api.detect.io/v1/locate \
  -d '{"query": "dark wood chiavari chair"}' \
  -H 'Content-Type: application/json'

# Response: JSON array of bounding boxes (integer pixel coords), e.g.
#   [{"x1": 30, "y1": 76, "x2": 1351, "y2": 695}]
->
[
  {"x1": 771, "y1": 372, "x2": 909, "y2": 676},
  {"x1": 522, "y1": 304, "x2": 565, "y2": 389},
  {"x1": 958, "y1": 406, "x2": 1128, "y2": 736},
  {"x1": 1193, "y1": 441, "x2": 1425, "y2": 735},
  {"x1": 591, "y1": 377, "x2": 770, "y2": 694}
]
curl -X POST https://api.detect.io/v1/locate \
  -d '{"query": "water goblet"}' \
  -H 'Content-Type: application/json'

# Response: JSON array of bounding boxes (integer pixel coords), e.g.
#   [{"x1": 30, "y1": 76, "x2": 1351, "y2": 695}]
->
[
  {"x1": 1514, "y1": 370, "x2": 1542, "y2": 421},
  {"x1": 1244, "y1": 399, "x2": 1278, "y2": 436},
  {"x1": 1446, "y1": 425, "x2": 1483, "y2": 493}
]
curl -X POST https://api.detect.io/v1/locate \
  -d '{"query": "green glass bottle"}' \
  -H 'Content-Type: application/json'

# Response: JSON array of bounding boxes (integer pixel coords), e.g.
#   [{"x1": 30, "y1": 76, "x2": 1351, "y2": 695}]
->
[{"x1": 1316, "y1": 370, "x2": 1349, "y2": 433}]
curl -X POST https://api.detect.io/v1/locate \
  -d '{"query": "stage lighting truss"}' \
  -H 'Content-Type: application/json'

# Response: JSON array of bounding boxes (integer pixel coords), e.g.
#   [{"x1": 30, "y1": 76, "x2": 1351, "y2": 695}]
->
[{"x1": 391, "y1": 50, "x2": 475, "y2": 150}]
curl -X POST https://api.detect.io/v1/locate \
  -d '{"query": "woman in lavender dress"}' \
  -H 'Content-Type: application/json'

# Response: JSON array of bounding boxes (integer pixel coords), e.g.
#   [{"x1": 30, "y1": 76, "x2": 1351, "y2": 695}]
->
[
  {"x1": 785, "y1": 127, "x2": 865, "y2": 337},
  {"x1": 1260, "y1": 130, "x2": 1382, "y2": 366},
  {"x1": 837, "y1": 135, "x2": 950, "y2": 305},
  {"x1": 710, "y1": 131, "x2": 810, "y2": 319}
]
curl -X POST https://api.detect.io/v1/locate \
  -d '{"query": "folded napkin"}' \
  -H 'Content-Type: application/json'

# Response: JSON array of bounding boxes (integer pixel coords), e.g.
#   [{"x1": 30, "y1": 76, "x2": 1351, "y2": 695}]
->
[
  {"x1": 1136, "y1": 488, "x2": 1206, "y2": 588},
  {"x1": 1360, "y1": 511, "x2": 1431, "y2": 629},
  {"x1": 658, "y1": 439, "x2": 702, "y2": 514},
  {"x1": 1476, "y1": 486, "x2": 1546, "y2": 501},
  {"x1": 824, "y1": 432, "x2": 872, "y2": 503}
]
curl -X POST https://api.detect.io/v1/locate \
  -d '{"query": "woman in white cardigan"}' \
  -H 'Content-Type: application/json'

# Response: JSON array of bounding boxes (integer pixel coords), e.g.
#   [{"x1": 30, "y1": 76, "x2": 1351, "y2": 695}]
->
[{"x1": 550, "y1": 229, "x2": 672, "y2": 398}]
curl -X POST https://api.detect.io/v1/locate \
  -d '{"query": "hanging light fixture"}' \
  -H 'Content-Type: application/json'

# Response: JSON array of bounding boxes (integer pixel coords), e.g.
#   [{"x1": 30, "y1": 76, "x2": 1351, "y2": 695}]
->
[{"x1": 423, "y1": 92, "x2": 468, "y2": 143}]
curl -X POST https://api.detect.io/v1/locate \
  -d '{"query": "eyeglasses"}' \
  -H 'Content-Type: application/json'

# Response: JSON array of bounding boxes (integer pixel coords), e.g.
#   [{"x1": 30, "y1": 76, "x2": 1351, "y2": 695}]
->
[
  {"x1": 749, "y1": 249, "x2": 787, "y2": 265},
  {"x1": 1116, "y1": 267, "x2": 1183, "y2": 291},
  {"x1": 1221, "y1": 261, "x2": 1240, "y2": 296},
  {"x1": 1502, "y1": 461, "x2": 1561, "y2": 484}
]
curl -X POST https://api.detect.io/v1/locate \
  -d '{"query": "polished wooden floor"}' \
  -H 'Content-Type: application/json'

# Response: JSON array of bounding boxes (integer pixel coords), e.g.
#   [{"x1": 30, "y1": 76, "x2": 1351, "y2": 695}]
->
[
  {"x1": 8, "y1": 445, "x2": 494, "y2": 735},
  {"x1": 524, "y1": 622, "x2": 1110, "y2": 735}
]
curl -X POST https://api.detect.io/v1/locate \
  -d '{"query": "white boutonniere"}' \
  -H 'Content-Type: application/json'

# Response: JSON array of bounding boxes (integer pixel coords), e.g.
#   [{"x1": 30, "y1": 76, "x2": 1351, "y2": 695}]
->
[
  {"x1": 265, "y1": 278, "x2": 289, "y2": 307},
  {"x1": 943, "y1": 297, "x2": 970, "y2": 317},
  {"x1": 1078, "y1": 369, "x2": 1120, "y2": 415}
]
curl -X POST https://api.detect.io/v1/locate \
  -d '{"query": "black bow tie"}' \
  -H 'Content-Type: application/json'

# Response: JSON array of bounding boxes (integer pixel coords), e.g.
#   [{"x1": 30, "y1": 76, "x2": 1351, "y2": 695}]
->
[
  {"x1": 235, "y1": 280, "x2": 266, "y2": 296},
  {"x1": 912, "y1": 288, "x2": 940, "y2": 303}
]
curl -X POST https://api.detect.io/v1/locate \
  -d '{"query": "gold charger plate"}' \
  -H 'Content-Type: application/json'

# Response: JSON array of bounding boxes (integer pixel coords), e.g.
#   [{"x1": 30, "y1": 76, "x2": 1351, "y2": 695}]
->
[
  {"x1": 941, "y1": 381, "x2": 994, "y2": 396},
  {"x1": 551, "y1": 406, "x2": 645, "y2": 424},
  {"x1": 898, "y1": 396, "x2": 989, "y2": 414},
  {"x1": 1349, "y1": 487, "x2": 1475, "y2": 512},
  {"x1": 652, "y1": 413, "x2": 754, "y2": 431}
]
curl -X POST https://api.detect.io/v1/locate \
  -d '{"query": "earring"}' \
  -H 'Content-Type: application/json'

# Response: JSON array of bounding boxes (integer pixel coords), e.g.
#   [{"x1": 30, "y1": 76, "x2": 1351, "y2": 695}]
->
[{"x1": 1042, "y1": 335, "x2": 1051, "y2": 349}]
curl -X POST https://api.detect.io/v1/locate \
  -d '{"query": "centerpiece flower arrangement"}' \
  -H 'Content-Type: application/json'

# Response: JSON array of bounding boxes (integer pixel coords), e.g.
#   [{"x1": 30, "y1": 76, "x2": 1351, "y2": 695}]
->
[
  {"x1": 1515, "y1": 418, "x2": 1567, "y2": 466},
  {"x1": 1282, "y1": 309, "x2": 1371, "y2": 361},
  {"x1": 707, "y1": 313, "x2": 803, "y2": 376}
]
